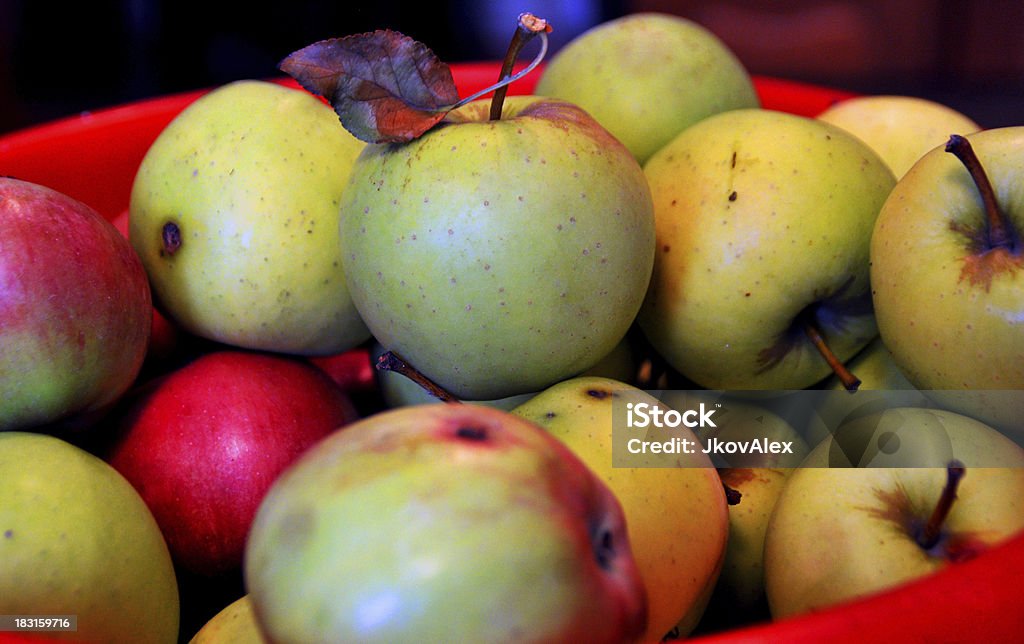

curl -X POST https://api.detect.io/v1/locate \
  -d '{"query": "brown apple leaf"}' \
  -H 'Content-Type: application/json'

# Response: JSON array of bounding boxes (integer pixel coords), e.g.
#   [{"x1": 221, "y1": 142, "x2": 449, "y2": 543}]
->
[{"x1": 279, "y1": 30, "x2": 460, "y2": 144}]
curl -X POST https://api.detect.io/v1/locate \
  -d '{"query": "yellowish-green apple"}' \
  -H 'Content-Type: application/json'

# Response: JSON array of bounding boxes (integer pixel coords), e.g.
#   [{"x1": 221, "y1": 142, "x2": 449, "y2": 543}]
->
[
  {"x1": 535, "y1": 12, "x2": 759, "y2": 163},
  {"x1": 244, "y1": 403, "x2": 647, "y2": 643},
  {"x1": 714, "y1": 467, "x2": 793, "y2": 619},
  {"x1": 869, "y1": 128, "x2": 1024, "y2": 432},
  {"x1": 639, "y1": 108, "x2": 896, "y2": 391},
  {"x1": 513, "y1": 377, "x2": 729, "y2": 641},
  {"x1": 657, "y1": 393, "x2": 809, "y2": 615},
  {"x1": 190, "y1": 595, "x2": 263, "y2": 644},
  {"x1": 130, "y1": 80, "x2": 370, "y2": 355},
  {"x1": 0, "y1": 432, "x2": 179, "y2": 643},
  {"x1": 818, "y1": 95, "x2": 981, "y2": 179},
  {"x1": 764, "y1": 407, "x2": 1024, "y2": 619},
  {"x1": 338, "y1": 95, "x2": 655, "y2": 400}
]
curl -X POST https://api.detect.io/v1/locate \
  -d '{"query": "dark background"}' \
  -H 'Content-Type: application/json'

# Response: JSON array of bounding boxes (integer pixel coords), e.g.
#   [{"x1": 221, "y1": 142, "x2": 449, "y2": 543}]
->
[{"x1": 1, "y1": 0, "x2": 1021, "y2": 135}]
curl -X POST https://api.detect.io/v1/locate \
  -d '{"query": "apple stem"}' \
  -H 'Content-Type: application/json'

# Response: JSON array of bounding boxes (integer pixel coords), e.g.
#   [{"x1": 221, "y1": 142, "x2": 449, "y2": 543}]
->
[
  {"x1": 801, "y1": 315, "x2": 860, "y2": 391},
  {"x1": 945, "y1": 134, "x2": 1019, "y2": 252},
  {"x1": 487, "y1": 13, "x2": 551, "y2": 121},
  {"x1": 917, "y1": 460, "x2": 967, "y2": 551},
  {"x1": 376, "y1": 350, "x2": 461, "y2": 403}
]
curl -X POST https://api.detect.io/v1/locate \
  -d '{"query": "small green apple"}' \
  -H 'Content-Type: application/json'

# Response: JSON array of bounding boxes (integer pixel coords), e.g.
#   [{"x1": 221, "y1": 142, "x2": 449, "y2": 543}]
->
[
  {"x1": 764, "y1": 407, "x2": 1024, "y2": 619},
  {"x1": 130, "y1": 80, "x2": 370, "y2": 355},
  {"x1": 244, "y1": 403, "x2": 647, "y2": 643},
  {"x1": 639, "y1": 108, "x2": 896, "y2": 390},
  {"x1": 339, "y1": 95, "x2": 655, "y2": 400},
  {"x1": 818, "y1": 95, "x2": 981, "y2": 179},
  {"x1": 535, "y1": 12, "x2": 760, "y2": 163},
  {"x1": 869, "y1": 128, "x2": 1024, "y2": 431},
  {"x1": 513, "y1": 377, "x2": 729, "y2": 641},
  {"x1": 0, "y1": 432, "x2": 179, "y2": 643}
]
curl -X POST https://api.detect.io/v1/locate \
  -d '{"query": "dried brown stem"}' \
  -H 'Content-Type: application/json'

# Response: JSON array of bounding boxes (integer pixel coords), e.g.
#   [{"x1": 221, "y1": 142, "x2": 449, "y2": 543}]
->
[
  {"x1": 802, "y1": 316, "x2": 860, "y2": 391},
  {"x1": 918, "y1": 460, "x2": 967, "y2": 550},
  {"x1": 489, "y1": 13, "x2": 551, "y2": 121},
  {"x1": 376, "y1": 350, "x2": 461, "y2": 403}
]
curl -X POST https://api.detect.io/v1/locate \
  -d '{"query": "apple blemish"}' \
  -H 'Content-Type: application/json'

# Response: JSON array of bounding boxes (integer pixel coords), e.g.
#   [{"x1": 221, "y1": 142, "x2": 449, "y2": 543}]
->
[
  {"x1": 160, "y1": 221, "x2": 181, "y2": 257},
  {"x1": 454, "y1": 426, "x2": 489, "y2": 442},
  {"x1": 587, "y1": 388, "x2": 615, "y2": 400},
  {"x1": 591, "y1": 524, "x2": 616, "y2": 570}
]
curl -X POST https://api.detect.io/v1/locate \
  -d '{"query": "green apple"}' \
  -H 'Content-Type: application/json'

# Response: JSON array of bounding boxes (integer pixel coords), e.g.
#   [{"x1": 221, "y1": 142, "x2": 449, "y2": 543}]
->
[
  {"x1": 764, "y1": 407, "x2": 1024, "y2": 619},
  {"x1": 535, "y1": 12, "x2": 760, "y2": 163},
  {"x1": 512, "y1": 377, "x2": 729, "y2": 641},
  {"x1": 244, "y1": 403, "x2": 647, "y2": 643},
  {"x1": 130, "y1": 80, "x2": 370, "y2": 355},
  {"x1": 0, "y1": 432, "x2": 179, "y2": 643},
  {"x1": 817, "y1": 95, "x2": 981, "y2": 179},
  {"x1": 190, "y1": 595, "x2": 263, "y2": 643},
  {"x1": 339, "y1": 95, "x2": 655, "y2": 400},
  {"x1": 869, "y1": 128, "x2": 1024, "y2": 431},
  {"x1": 639, "y1": 108, "x2": 896, "y2": 390}
]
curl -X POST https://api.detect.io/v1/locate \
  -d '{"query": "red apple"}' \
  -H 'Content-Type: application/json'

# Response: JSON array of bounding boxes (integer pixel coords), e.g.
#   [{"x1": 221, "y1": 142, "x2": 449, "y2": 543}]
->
[
  {"x1": 0, "y1": 177, "x2": 151, "y2": 432},
  {"x1": 104, "y1": 350, "x2": 359, "y2": 578},
  {"x1": 307, "y1": 347, "x2": 377, "y2": 393}
]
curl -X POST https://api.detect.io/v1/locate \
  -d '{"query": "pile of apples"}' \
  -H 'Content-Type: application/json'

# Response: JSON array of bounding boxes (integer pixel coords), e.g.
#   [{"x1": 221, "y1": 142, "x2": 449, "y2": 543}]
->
[{"x1": 2, "y1": 11, "x2": 1023, "y2": 644}]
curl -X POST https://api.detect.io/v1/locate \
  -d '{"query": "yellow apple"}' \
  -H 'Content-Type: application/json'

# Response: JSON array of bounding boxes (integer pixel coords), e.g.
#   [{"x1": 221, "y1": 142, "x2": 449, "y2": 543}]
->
[
  {"x1": 513, "y1": 377, "x2": 729, "y2": 641},
  {"x1": 818, "y1": 95, "x2": 981, "y2": 179}
]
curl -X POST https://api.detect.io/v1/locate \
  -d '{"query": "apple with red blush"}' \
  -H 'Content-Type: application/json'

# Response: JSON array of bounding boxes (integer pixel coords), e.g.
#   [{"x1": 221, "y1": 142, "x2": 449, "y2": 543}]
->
[{"x1": 0, "y1": 177, "x2": 151, "y2": 432}]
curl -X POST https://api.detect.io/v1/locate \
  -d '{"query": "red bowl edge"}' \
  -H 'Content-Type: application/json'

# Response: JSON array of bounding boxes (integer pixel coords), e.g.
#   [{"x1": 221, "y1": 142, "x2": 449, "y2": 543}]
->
[{"x1": 0, "y1": 63, "x2": 855, "y2": 222}]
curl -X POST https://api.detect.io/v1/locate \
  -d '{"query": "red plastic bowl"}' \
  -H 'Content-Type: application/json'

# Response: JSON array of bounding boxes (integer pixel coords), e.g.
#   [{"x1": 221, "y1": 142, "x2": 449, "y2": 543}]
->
[
  {"x1": 1, "y1": 63, "x2": 1021, "y2": 644},
  {"x1": 0, "y1": 62, "x2": 856, "y2": 222}
]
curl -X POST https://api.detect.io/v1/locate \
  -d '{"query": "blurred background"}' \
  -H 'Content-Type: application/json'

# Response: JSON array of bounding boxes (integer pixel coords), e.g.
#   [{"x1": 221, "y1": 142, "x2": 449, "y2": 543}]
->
[{"x1": 1, "y1": 0, "x2": 1022, "y2": 136}]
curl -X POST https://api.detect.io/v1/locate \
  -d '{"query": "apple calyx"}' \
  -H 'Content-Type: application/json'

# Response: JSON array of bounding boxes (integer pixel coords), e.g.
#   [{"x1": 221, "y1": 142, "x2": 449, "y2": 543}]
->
[
  {"x1": 376, "y1": 350, "x2": 460, "y2": 403},
  {"x1": 945, "y1": 134, "x2": 1022, "y2": 290},
  {"x1": 722, "y1": 481, "x2": 742, "y2": 506},
  {"x1": 488, "y1": 13, "x2": 553, "y2": 121},
  {"x1": 915, "y1": 459, "x2": 966, "y2": 551}
]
